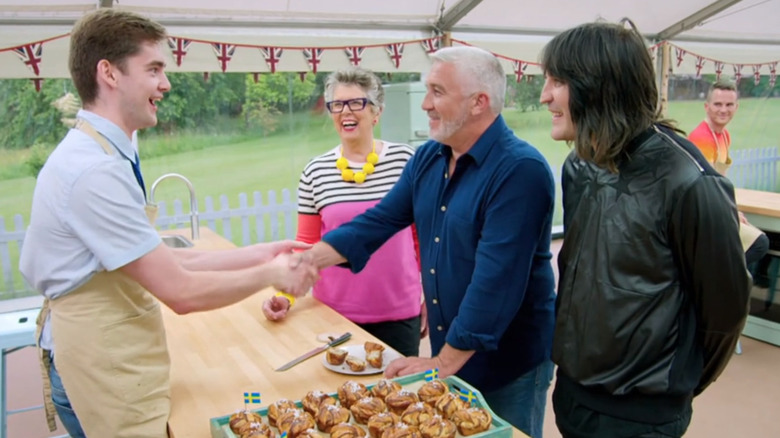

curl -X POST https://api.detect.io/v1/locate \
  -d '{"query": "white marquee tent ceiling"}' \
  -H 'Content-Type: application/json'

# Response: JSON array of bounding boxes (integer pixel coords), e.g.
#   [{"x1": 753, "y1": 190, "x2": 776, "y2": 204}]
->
[{"x1": 0, "y1": 0, "x2": 779, "y2": 79}]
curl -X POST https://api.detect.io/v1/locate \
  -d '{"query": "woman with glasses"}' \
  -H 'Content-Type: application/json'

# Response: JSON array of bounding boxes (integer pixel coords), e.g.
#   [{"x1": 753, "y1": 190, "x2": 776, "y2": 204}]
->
[{"x1": 262, "y1": 67, "x2": 425, "y2": 357}]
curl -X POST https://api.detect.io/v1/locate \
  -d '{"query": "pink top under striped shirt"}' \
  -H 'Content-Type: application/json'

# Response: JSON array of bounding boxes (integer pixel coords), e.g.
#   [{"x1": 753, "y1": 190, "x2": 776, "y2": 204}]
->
[{"x1": 297, "y1": 141, "x2": 422, "y2": 323}]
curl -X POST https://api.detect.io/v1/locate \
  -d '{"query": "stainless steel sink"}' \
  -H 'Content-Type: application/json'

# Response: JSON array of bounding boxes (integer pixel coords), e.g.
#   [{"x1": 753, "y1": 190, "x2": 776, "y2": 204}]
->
[{"x1": 161, "y1": 235, "x2": 193, "y2": 249}]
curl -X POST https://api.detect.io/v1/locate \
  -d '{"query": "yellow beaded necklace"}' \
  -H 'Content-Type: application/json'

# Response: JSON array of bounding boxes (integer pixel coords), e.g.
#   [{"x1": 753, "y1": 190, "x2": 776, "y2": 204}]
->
[{"x1": 336, "y1": 140, "x2": 379, "y2": 184}]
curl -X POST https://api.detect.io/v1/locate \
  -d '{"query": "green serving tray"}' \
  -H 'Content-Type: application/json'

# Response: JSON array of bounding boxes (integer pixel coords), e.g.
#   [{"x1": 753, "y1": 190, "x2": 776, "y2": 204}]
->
[{"x1": 209, "y1": 371, "x2": 512, "y2": 438}]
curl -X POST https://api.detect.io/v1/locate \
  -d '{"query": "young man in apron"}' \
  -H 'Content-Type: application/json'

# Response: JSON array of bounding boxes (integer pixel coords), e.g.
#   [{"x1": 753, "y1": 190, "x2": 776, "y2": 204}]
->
[
  {"x1": 19, "y1": 9, "x2": 318, "y2": 438},
  {"x1": 688, "y1": 82, "x2": 769, "y2": 265}
]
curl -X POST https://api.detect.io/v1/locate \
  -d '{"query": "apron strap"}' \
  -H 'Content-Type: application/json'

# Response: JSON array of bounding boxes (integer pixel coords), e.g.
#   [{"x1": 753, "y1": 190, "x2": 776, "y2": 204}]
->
[
  {"x1": 74, "y1": 118, "x2": 147, "y2": 199},
  {"x1": 34, "y1": 300, "x2": 58, "y2": 432}
]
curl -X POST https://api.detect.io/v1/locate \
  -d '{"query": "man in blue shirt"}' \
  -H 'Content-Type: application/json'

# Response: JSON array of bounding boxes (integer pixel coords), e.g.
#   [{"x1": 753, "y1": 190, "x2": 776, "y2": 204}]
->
[{"x1": 304, "y1": 46, "x2": 556, "y2": 438}]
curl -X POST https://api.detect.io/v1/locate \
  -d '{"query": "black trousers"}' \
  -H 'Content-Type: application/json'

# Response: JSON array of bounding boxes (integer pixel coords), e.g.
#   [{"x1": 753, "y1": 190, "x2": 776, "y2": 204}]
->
[
  {"x1": 552, "y1": 381, "x2": 693, "y2": 438},
  {"x1": 357, "y1": 315, "x2": 421, "y2": 357}
]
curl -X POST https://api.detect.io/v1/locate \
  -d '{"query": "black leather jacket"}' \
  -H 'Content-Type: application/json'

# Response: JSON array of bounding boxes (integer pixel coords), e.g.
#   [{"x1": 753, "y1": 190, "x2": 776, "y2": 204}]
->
[{"x1": 553, "y1": 125, "x2": 750, "y2": 423}]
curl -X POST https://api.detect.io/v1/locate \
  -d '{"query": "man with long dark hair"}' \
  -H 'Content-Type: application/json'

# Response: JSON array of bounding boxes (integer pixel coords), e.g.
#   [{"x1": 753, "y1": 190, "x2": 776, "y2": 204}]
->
[{"x1": 540, "y1": 21, "x2": 750, "y2": 437}]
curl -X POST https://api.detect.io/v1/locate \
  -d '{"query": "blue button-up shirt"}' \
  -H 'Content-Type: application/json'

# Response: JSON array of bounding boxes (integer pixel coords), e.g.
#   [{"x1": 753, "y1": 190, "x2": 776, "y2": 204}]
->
[{"x1": 323, "y1": 115, "x2": 556, "y2": 392}]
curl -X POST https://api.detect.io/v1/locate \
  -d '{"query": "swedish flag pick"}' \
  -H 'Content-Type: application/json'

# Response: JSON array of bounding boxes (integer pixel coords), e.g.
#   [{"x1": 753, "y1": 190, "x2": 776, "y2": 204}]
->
[
  {"x1": 243, "y1": 392, "x2": 261, "y2": 404},
  {"x1": 458, "y1": 387, "x2": 476, "y2": 404},
  {"x1": 424, "y1": 368, "x2": 439, "y2": 381}
]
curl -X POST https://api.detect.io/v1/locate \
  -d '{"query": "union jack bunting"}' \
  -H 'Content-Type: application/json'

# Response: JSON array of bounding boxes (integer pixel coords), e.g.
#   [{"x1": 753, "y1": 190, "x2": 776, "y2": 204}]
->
[
  {"x1": 753, "y1": 65, "x2": 763, "y2": 86},
  {"x1": 714, "y1": 61, "x2": 724, "y2": 81},
  {"x1": 420, "y1": 37, "x2": 441, "y2": 55},
  {"x1": 167, "y1": 37, "x2": 191, "y2": 67},
  {"x1": 424, "y1": 368, "x2": 439, "y2": 381},
  {"x1": 385, "y1": 43, "x2": 404, "y2": 69},
  {"x1": 512, "y1": 60, "x2": 527, "y2": 83},
  {"x1": 13, "y1": 43, "x2": 43, "y2": 76},
  {"x1": 695, "y1": 56, "x2": 706, "y2": 79},
  {"x1": 31, "y1": 78, "x2": 44, "y2": 92},
  {"x1": 733, "y1": 64, "x2": 743, "y2": 85},
  {"x1": 211, "y1": 43, "x2": 237, "y2": 72},
  {"x1": 344, "y1": 47, "x2": 365, "y2": 66},
  {"x1": 674, "y1": 47, "x2": 686, "y2": 67},
  {"x1": 260, "y1": 47, "x2": 283, "y2": 73},
  {"x1": 303, "y1": 48, "x2": 324, "y2": 73},
  {"x1": 770, "y1": 63, "x2": 777, "y2": 88}
]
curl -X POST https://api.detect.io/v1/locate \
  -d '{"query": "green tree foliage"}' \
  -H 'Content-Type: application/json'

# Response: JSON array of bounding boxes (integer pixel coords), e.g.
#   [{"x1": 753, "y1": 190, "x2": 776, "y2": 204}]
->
[
  {"x1": 505, "y1": 75, "x2": 543, "y2": 112},
  {"x1": 0, "y1": 79, "x2": 73, "y2": 149},
  {"x1": 151, "y1": 72, "x2": 246, "y2": 133},
  {"x1": 244, "y1": 73, "x2": 317, "y2": 113}
]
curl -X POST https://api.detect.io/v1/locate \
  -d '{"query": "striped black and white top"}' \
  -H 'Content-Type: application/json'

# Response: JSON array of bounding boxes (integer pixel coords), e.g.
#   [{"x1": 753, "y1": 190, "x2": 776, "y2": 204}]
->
[{"x1": 298, "y1": 141, "x2": 415, "y2": 214}]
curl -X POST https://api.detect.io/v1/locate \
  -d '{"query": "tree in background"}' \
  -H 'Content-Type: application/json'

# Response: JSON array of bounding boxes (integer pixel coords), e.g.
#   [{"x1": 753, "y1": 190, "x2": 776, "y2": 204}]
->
[
  {"x1": 0, "y1": 79, "x2": 73, "y2": 149},
  {"x1": 505, "y1": 75, "x2": 543, "y2": 112}
]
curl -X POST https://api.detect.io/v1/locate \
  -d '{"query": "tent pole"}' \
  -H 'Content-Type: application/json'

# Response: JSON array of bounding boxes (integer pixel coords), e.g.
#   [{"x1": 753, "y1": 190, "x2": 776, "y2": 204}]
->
[
  {"x1": 658, "y1": 41, "x2": 671, "y2": 118},
  {"x1": 442, "y1": 32, "x2": 452, "y2": 47}
]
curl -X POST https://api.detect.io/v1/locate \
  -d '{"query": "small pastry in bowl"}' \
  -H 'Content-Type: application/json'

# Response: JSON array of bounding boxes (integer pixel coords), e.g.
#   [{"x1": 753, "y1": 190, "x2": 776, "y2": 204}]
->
[
  {"x1": 400, "y1": 402, "x2": 436, "y2": 427},
  {"x1": 366, "y1": 350, "x2": 383, "y2": 368},
  {"x1": 350, "y1": 396, "x2": 387, "y2": 424},
  {"x1": 417, "y1": 380, "x2": 448, "y2": 405},
  {"x1": 277, "y1": 410, "x2": 316, "y2": 438},
  {"x1": 381, "y1": 422, "x2": 422, "y2": 438},
  {"x1": 331, "y1": 422, "x2": 367, "y2": 438},
  {"x1": 338, "y1": 380, "x2": 370, "y2": 408},
  {"x1": 367, "y1": 412, "x2": 400, "y2": 438},
  {"x1": 327, "y1": 347, "x2": 349, "y2": 365},
  {"x1": 385, "y1": 389, "x2": 420, "y2": 415},
  {"x1": 267, "y1": 399, "x2": 298, "y2": 427},
  {"x1": 346, "y1": 355, "x2": 367, "y2": 372},
  {"x1": 302, "y1": 390, "x2": 336, "y2": 416},
  {"x1": 450, "y1": 407, "x2": 492, "y2": 436},
  {"x1": 316, "y1": 404, "x2": 351, "y2": 433},
  {"x1": 228, "y1": 409, "x2": 263, "y2": 436},
  {"x1": 418, "y1": 415, "x2": 457, "y2": 438},
  {"x1": 371, "y1": 379, "x2": 402, "y2": 401},
  {"x1": 364, "y1": 342, "x2": 386, "y2": 368},
  {"x1": 433, "y1": 393, "x2": 469, "y2": 420}
]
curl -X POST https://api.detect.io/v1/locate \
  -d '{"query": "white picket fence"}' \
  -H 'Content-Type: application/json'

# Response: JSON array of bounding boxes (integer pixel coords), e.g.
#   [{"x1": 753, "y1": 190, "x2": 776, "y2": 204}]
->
[
  {"x1": 2, "y1": 147, "x2": 780, "y2": 299},
  {"x1": 0, "y1": 189, "x2": 297, "y2": 299}
]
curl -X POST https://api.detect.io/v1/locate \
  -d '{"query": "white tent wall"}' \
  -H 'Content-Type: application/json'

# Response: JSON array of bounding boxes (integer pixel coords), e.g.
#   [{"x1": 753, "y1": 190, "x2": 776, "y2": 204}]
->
[{"x1": 0, "y1": 0, "x2": 779, "y2": 78}]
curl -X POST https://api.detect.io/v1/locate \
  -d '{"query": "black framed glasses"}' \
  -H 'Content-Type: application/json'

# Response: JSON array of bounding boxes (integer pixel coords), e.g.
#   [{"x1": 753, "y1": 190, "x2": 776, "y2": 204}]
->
[{"x1": 325, "y1": 97, "x2": 370, "y2": 113}]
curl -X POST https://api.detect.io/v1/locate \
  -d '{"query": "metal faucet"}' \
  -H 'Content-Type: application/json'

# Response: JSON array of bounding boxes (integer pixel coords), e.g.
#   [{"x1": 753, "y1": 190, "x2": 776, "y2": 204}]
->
[{"x1": 150, "y1": 173, "x2": 200, "y2": 240}]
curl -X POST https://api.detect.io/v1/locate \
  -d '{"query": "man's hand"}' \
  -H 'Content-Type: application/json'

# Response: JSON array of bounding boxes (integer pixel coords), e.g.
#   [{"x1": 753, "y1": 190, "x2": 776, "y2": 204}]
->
[
  {"x1": 268, "y1": 252, "x2": 318, "y2": 296},
  {"x1": 385, "y1": 356, "x2": 446, "y2": 379},
  {"x1": 262, "y1": 295, "x2": 291, "y2": 321},
  {"x1": 738, "y1": 211, "x2": 749, "y2": 225},
  {"x1": 252, "y1": 240, "x2": 312, "y2": 263}
]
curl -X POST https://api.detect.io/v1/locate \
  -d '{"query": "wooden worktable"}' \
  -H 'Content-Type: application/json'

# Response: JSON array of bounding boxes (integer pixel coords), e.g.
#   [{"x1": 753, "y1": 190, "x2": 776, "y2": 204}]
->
[
  {"x1": 735, "y1": 188, "x2": 780, "y2": 219},
  {"x1": 161, "y1": 228, "x2": 529, "y2": 438}
]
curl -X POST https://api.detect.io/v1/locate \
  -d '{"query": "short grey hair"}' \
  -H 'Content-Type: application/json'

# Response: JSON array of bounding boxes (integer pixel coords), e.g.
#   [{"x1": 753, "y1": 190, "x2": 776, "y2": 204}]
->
[
  {"x1": 324, "y1": 67, "x2": 385, "y2": 114},
  {"x1": 430, "y1": 46, "x2": 506, "y2": 114}
]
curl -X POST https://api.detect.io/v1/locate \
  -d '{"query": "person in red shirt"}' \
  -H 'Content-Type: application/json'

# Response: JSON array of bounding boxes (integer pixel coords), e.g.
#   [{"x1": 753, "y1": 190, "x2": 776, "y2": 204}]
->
[{"x1": 688, "y1": 82, "x2": 768, "y2": 267}]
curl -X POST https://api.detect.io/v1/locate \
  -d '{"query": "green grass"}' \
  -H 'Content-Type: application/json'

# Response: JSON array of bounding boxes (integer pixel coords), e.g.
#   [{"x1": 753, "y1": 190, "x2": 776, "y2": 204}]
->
[{"x1": 2, "y1": 98, "x2": 780, "y2": 297}]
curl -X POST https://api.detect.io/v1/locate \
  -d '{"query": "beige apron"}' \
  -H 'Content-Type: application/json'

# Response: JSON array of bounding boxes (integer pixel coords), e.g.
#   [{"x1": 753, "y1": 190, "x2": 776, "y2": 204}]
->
[
  {"x1": 35, "y1": 119, "x2": 169, "y2": 437},
  {"x1": 710, "y1": 125, "x2": 732, "y2": 176}
]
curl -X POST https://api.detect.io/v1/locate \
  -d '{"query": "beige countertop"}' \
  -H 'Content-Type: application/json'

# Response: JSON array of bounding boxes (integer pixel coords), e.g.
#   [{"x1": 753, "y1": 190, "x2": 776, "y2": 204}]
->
[
  {"x1": 160, "y1": 227, "x2": 529, "y2": 438},
  {"x1": 735, "y1": 188, "x2": 780, "y2": 218}
]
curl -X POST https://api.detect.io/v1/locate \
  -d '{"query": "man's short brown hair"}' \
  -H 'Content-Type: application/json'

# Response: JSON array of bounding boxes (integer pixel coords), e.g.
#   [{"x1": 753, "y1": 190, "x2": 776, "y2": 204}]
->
[
  {"x1": 707, "y1": 81, "x2": 738, "y2": 101},
  {"x1": 69, "y1": 8, "x2": 166, "y2": 105}
]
